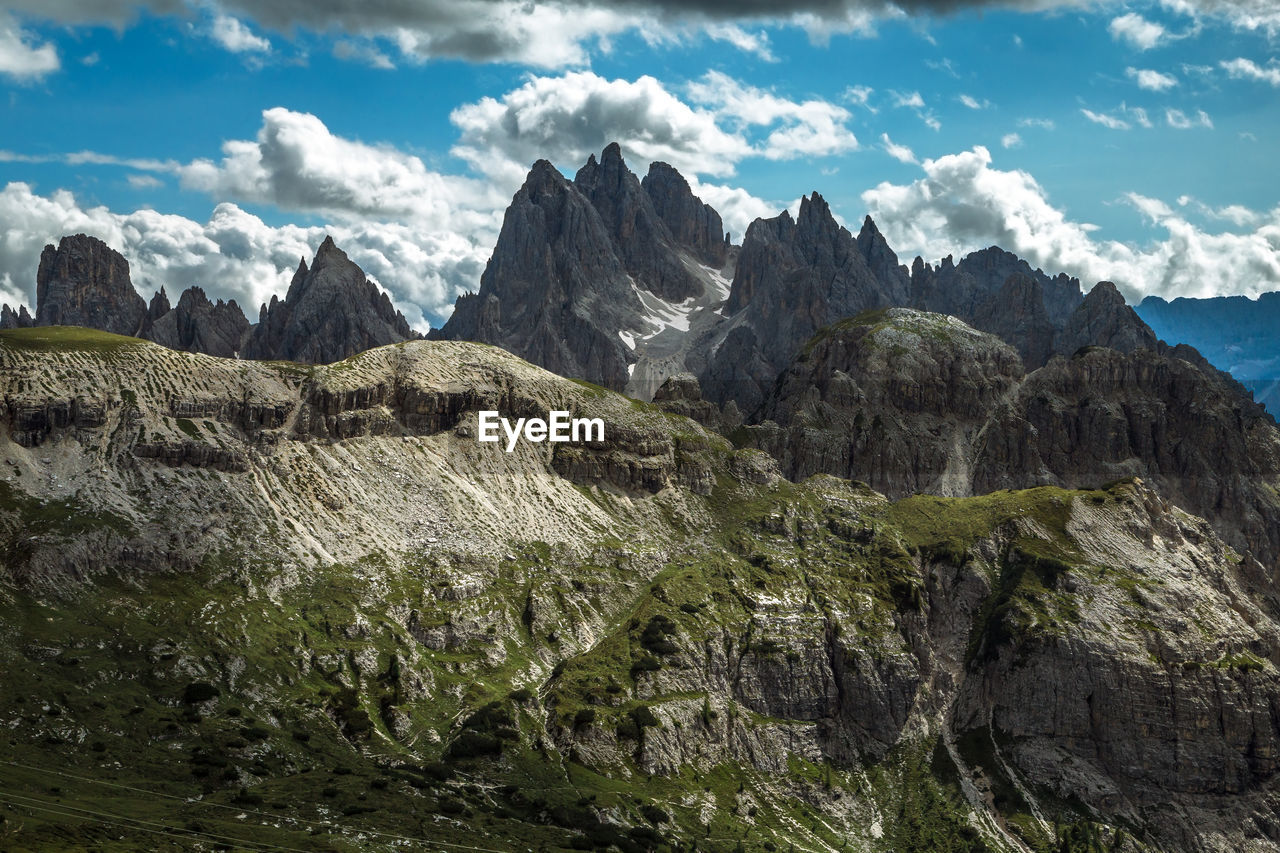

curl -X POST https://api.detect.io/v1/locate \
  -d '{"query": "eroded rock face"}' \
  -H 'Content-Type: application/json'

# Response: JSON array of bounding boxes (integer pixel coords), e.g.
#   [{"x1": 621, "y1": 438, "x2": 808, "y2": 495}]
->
[
  {"x1": 1054, "y1": 280, "x2": 1159, "y2": 357},
  {"x1": 703, "y1": 196, "x2": 911, "y2": 410},
  {"x1": 752, "y1": 308, "x2": 1024, "y2": 497},
  {"x1": 433, "y1": 159, "x2": 643, "y2": 390},
  {"x1": 574, "y1": 143, "x2": 702, "y2": 303},
  {"x1": 911, "y1": 245, "x2": 1083, "y2": 332},
  {"x1": 147, "y1": 286, "x2": 250, "y2": 359},
  {"x1": 642, "y1": 160, "x2": 727, "y2": 268},
  {"x1": 34, "y1": 234, "x2": 147, "y2": 336},
  {"x1": 974, "y1": 345, "x2": 1280, "y2": 564},
  {"x1": 0, "y1": 303, "x2": 33, "y2": 329},
  {"x1": 748, "y1": 307, "x2": 1280, "y2": 568},
  {"x1": 242, "y1": 237, "x2": 417, "y2": 363}
]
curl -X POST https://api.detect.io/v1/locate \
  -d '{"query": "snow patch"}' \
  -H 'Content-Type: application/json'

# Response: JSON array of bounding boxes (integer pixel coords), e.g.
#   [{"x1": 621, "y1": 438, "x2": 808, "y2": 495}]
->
[{"x1": 618, "y1": 330, "x2": 636, "y2": 350}]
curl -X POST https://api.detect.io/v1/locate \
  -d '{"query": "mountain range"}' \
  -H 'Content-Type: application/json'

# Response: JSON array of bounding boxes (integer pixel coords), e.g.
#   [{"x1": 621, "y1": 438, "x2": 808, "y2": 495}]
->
[
  {"x1": 3, "y1": 144, "x2": 1280, "y2": 852},
  {"x1": 0, "y1": 232, "x2": 420, "y2": 363}
]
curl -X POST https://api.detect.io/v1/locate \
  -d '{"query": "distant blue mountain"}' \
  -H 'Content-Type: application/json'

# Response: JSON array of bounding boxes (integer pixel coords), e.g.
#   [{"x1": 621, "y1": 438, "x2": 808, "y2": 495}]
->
[{"x1": 1137, "y1": 292, "x2": 1280, "y2": 415}]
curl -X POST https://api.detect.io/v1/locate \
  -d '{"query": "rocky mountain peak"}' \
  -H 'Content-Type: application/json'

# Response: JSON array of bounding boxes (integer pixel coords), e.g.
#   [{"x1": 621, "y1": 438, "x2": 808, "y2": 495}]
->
[
  {"x1": 148, "y1": 286, "x2": 171, "y2": 322},
  {"x1": 148, "y1": 285, "x2": 250, "y2": 359},
  {"x1": 241, "y1": 237, "x2": 417, "y2": 364},
  {"x1": 34, "y1": 233, "x2": 147, "y2": 337},
  {"x1": 1056, "y1": 280, "x2": 1158, "y2": 356},
  {"x1": 641, "y1": 160, "x2": 727, "y2": 267},
  {"x1": 432, "y1": 152, "x2": 643, "y2": 389},
  {"x1": 572, "y1": 143, "x2": 702, "y2": 302},
  {"x1": 0, "y1": 303, "x2": 34, "y2": 329}
]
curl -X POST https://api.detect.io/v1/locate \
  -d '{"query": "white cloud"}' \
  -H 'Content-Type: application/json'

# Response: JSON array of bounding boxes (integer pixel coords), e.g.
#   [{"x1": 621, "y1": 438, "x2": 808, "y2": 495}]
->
[
  {"x1": 210, "y1": 13, "x2": 271, "y2": 53},
  {"x1": 843, "y1": 84, "x2": 876, "y2": 112},
  {"x1": 1001, "y1": 132, "x2": 1022, "y2": 148},
  {"x1": 1177, "y1": 194, "x2": 1263, "y2": 227},
  {"x1": 1018, "y1": 117, "x2": 1056, "y2": 130},
  {"x1": 890, "y1": 90, "x2": 925, "y2": 110},
  {"x1": 687, "y1": 71, "x2": 858, "y2": 160},
  {"x1": 1166, "y1": 107, "x2": 1213, "y2": 128},
  {"x1": 127, "y1": 174, "x2": 163, "y2": 189},
  {"x1": 1081, "y1": 102, "x2": 1152, "y2": 130},
  {"x1": 1108, "y1": 13, "x2": 1166, "y2": 49},
  {"x1": 958, "y1": 94, "x2": 989, "y2": 109},
  {"x1": 861, "y1": 145, "x2": 1280, "y2": 303},
  {"x1": 1081, "y1": 108, "x2": 1131, "y2": 130},
  {"x1": 1221, "y1": 57, "x2": 1280, "y2": 86},
  {"x1": 889, "y1": 89, "x2": 939, "y2": 130},
  {"x1": 1126, "y1": 66, "x2": 1178, "y2": 91},
  {"x1": 704, "y1": 23, "x2": 776, "y2": 61},
  {"x1": 0, "y1": 13, "x2": 59, "y2": 80},
  {"x1": 880, "y1": 132, "x2": 916, "y2": 164},
  {"x1": 178, "y1": 107, "x2": 503, "y2": 231},
  {"x1": 450, "y1": 72, "x2": 752, "y2": 187}
]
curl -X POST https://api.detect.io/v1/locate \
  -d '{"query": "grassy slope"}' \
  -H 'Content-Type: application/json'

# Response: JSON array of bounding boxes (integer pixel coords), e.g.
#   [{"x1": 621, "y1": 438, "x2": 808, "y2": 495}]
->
[{"x1": 0, "y1": 474, "x2": 1140, "y2": 852}]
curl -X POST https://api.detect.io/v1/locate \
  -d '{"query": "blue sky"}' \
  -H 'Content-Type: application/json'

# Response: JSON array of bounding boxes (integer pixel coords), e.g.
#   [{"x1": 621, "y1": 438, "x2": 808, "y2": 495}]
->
[{"x1": 1, "y1": 0, "x2": 1278, "y2": 330}]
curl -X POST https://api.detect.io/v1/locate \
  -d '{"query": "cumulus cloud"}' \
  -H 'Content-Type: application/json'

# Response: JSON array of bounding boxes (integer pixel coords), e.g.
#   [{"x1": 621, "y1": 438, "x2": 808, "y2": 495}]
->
[
  {"x1": 5, "y1": 0, "x2": 1280, "y2": 69},
  {"x1": 447, "y1": 68, "x2": 845, "y2": 239},
  {"x1": 1126, "y1": 66, "x2": 1178, "y2": 91},
  {"x1": 0, "y1": 182, "x2": 486, "y2": 329},
  {"x1": 210, "y1": 13, "x2": 271, "y2": 53},
  {"x1": 1165, "y1": 107, "x2": 1212, "y2": 128},
  {"x1": 880, "y1": 132, "x2": 916, "y2": 164},
  {"x1": 1221, "y1": 57, "x2": 1280, "y2": 86},
  {"x1": 1001, "y1": 132, "x2": 1022, "y2": 148},
  {"x1": 861, "y1": 145, "x2": 1280, "y2": 302},
  {"x1": 450, "y1": 72, "x2": 751, "y2": 187},
  {"x1": 1108, "y1": 12, "x2": 1166, "y2": 49},
  {"x1": 177, "y1": 107, "x2": 504, "y2": 232},
  {"x1": 0, "y1": 13, "x2": 59, "y2": 80},
  {"x1": 687, "y1": 70, "x2": 858, "y2": 160}
]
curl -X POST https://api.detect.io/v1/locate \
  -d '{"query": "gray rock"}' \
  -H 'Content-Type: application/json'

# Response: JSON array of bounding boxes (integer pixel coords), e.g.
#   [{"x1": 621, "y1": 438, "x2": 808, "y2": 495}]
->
[
  {"x1": 147, "y1": 286, "x2": 250, "y2": 359},
  {"x1": 642, "y1": 160, "x2": 727, "y2": 268},
  {"x1": 574, "y1": 142, "x2": 703, "y2": 303},
  {"x1": 432, "y1": 158, "x2": 643, "y2": 390},
  {"x1": 702, "y1": 197, "x2": 910, "y2": 410},
  {"x1": 0, "y1": 303, "x2": 33, "y2": 329},
  {"x1": 1055, "y1": 280, "x2": 1159, "y2": 357},
  {"x1": 34, "y1": 234, "x2": 148, "y2": 336},
  {"x1": 242, "y1": 236, "x2": 417, "y2": 364}
]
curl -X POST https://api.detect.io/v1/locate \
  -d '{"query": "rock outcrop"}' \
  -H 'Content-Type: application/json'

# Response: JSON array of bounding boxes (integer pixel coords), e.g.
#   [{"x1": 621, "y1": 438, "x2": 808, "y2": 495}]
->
[
  {"x1": 34, "y1": 234, "x2": 148, "y2": 337},
  {"x1": 242, "y1": 236, "x2": 417, "y2": 363},
  {"x1": 0, "y1": 303, "x2": 33, "y2": 329},
  {"x1": 744, "y1": 307, "x2": 1280, "y2": 568},
  {"x1": 1055, "y1": 279, "x2": 1159, "y2": 356},
  {"x1": 641, "y1": 160, "x2": 727, "y2": 267},
  {"x1": 147, "y1": 286, "x2": 251, "y2": 359},
  {"x1": 702, "y1": 195, "x2": 911, "y2": 410},
  {"x1": 752, "y1": 308, "x2": 1024, "y2": 496},
  {"x1": 432, "y1": 159, "x2": 644, "y2": 390},
  {"x1": 573, "y1": 143, "x2": 701, "y2": 303},
  {"x1": 910, "y1": 245, "x2": 1083, "y2": 332}
]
